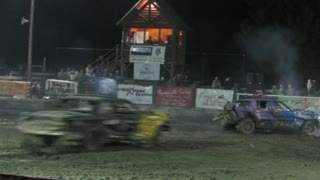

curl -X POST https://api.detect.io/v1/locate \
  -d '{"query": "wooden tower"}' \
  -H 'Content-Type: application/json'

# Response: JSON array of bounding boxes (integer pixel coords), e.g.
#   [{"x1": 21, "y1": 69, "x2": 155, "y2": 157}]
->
[{"x1": 115, "y1": 0, "x2": 190, "y2": 81}]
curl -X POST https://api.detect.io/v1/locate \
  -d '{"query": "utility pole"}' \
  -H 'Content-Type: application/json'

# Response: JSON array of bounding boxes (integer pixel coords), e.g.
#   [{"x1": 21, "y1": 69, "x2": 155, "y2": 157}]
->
[{"x1": 27, "y1": 0, "x2": 35, "y2": 82}]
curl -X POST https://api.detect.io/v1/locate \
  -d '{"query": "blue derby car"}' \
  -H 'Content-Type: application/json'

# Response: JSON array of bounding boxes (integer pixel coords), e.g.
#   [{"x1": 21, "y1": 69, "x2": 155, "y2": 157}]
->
[{"x1": 213, "y1": 98, "x2": 320, "y2": 135}]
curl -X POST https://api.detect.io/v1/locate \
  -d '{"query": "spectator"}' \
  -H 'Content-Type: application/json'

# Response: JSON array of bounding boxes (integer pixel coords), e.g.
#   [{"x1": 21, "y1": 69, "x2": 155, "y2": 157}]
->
[
  {"x1": 278, "y1": 83, "x2": 285, "y2": 95},
  {"x1": 223, "y1": 77, "x2": 233, "y2": 90},
  {"x1": 57, "y1": 68, "x2": 67, "y2": 80},
  {"x1": 307, "y1": 79, "x2": 312, "y2": 93},
  {"x1": 287, "y1": 84, "x2": 295, "y2": 96},
  {"x1": 174, "y1": 73, "x2": 183, "y2": 86},
  {"x1": 159, "y1": 76, "x2": 166, "y2": 85},
  {"x1": 108, "y1": 72, "x2": 113, "y2": 78},
  {"x1": 182, "y1": 74, "x2": 190, "y2": 86},
  {"x1": 165, "y1": 35, "x2": 172, "y2": 44},
  {"x1": 271, "y1": 85, "x2": 278, "y2": 95},
  {"x1": 126, "y1": 31, "x2": 136, "y2": 44},
  {"x1": 75, "y1": 69, "x2": 88, "y2": 83},
  {"x1": 30, "y1": 81, "x2": 41, "y2": 99},
  {"x1": 85, "y1": 64, "x2": 93, "y2": 78},
  {"x1": 114, "y1": 70, "x2": 120, "y2": 79},
  {"x1": 65, "y1": 67, "x2": 71, "y2": 80},
  {"x1": 145, "y1": 36, "x2": 154, "y2": 45},
  {"x1": 310, "y1": 80, "x2": 318, "y2": 95},
  {"x1": 68, "y1": 68, "x2": 78, "y2": 81},
  {"x1": 212, "y1": 76, "x2": 221, "y2": 89}
]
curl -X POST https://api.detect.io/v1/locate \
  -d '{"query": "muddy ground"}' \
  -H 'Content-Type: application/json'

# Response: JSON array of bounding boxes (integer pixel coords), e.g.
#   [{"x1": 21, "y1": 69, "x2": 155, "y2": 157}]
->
[{"x1": 1, "y1": 113, "x2": 320, "y2": 180}]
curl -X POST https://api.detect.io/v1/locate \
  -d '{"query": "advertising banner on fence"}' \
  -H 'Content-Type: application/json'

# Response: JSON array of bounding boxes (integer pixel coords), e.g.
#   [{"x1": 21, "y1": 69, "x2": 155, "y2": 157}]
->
[
  {"x1": 195, "y1": 88, "x2": 234, "y2": 110},
  {"x1": 130, "y1": 45, "x2": 166, "y2": 64},
  {"x1": 278, "y1": 96, "x2": 320, "y2": 112},
  {"x1": 95, "y1": 77, "x2": 117, "y2": 97},
  {"x1": 156, "y1": 86, "x2": 193, "y2": 107},
  {"x1": 45, "y1": 79, "x2": 78, "y2": 97},
  {"x1": 117, "y1": 84, "x2": 153, "y2": 105},
  {"x1": 134, "y1": 63, "x2": 160, "y2": 81},
  {"x1": 0, "y1": 81, "x2": 30, "y2": 96}
]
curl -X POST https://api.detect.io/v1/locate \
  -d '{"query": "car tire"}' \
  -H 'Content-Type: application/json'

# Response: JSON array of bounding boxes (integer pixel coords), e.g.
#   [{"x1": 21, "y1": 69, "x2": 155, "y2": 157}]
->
[
  {"x1": 302, "y1": 121, "x2": 317, "y2": 136},
  {"x1": 237, "y1": 118, "x2": 255, "y2": 134},
  {"x1": 20, "y1": 135, "x2": 43, "y2": 154},
  {"x1": 83, "y1": 128, "x2": 107, "y2": 152}
]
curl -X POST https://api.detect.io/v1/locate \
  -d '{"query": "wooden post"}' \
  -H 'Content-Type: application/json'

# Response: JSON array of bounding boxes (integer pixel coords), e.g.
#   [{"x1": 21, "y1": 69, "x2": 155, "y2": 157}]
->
[{"x1": 27, "y1": 0, "x2": 35, "y2": 82}]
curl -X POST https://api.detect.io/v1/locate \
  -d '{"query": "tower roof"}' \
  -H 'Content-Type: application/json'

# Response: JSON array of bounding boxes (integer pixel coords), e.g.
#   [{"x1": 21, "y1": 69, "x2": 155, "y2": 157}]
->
[{"x1": 117, "y1": 0, "x2": 190, "y2": 30}]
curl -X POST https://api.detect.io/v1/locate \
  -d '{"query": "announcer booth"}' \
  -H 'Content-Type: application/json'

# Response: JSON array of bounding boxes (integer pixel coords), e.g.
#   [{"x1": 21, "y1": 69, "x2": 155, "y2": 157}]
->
[{"x1": 115, "y1": 0, "x2": 190, "y2": 81}]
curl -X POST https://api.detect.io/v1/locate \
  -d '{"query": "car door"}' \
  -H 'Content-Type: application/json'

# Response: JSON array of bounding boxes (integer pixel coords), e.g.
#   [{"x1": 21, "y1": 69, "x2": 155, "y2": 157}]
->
[
  {"x1": 254, "y1": 100, "x2": 276, "y2": 128},
  {"x1": 269, "y1": 101, "x2": 297, "y2": 128}
]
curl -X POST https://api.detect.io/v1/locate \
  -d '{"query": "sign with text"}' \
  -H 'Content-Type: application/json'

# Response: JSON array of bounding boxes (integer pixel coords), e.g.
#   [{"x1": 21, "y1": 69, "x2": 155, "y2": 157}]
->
[
  {"x1": 156, "y1": 86, "x2": 193, "y2": 108},
  {"x1": 195, "y1": 88, "x2": 234, "y2": 110},
  {"x1": 277, "y1": 96, "x2": 320, "y2": 112},
  {"x1": 45, "y1": 79, "x2": 78, "y2": 97},
  {"x1": 130, "y1": 45, "x2": 166, "y2": 64},
  {"x1": 117, "y1": 84, "x2": 153, "y2": 105},
  {"x1": 0, "y1": 81, "x2": 30, "y2": 96},
  {"x1": 134, "y1": 63, "x2": 160, "y2": 81}
]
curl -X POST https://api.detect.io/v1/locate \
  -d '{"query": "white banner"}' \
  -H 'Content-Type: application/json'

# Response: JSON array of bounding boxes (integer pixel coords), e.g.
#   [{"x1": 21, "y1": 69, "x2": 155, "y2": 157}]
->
[
  {"x1": 117, "y1": 84, "x2": 153, "y2": 105},
  {"x1": 195, "y1": 88, "x2": 234, "y2": 110},
  {"x1": 45, "y1": 79, "x2": 78, "y2": 97},
  {"x1": 130, "y1": 45, "x2": 166, "y2": 64},
  {"x1": 134, "y1": 63, "x2": 160, "y2": 80}
]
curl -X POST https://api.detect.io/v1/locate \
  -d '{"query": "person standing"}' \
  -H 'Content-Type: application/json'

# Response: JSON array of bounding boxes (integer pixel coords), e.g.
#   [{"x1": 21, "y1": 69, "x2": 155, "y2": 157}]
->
[
  {"x1": 223, "y1": 77, "x2": 232, "y2": 90},
  {"x1": 173, "y1": 73, "x2": 183, "y2": 86},
  {"x1": 212, "y1": 76, "x2": 221, "y2": 89},
  {"x1": 85, "y1": 64, "x2": 93, "y2": 78},
  {"x1": 287, "y1": 84, "x2": 295, "y2": 96},
  {"x1": 278, "y1": 83, "x2": 285, "y2": 95},
  {"x1": 30, "y1": 81, "x2": 41, "y2": 99},
  {"x1": 271, "y1": 85, "x2": 278, "y2": 95},
  {"x1": 307, "y1": 79, "x2": 312, "y2": 93}
]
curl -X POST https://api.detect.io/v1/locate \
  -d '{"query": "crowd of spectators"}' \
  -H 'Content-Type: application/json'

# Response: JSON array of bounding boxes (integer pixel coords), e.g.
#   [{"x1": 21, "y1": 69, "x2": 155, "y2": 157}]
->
[
  {"x1": 52, "y1": 62, "x2": 320, "y2": 98},
  {"x1": 211, "y1": 76, "x2": 234, "y2": 90},
  {"x1": 55, "y1": 64, "x2": 120, "y2": 83}
]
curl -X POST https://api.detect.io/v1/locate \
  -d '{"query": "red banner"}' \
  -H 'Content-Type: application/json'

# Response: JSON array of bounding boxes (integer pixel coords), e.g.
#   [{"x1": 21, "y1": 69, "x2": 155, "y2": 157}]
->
[{"x1": 156, "y1": 86, "x2": 193, "y2": 107}]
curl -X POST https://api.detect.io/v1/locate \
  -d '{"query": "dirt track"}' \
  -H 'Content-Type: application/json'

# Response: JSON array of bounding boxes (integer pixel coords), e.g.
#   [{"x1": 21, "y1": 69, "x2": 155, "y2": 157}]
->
[{"x1": 1, "y1": 113, "x2": 320, "y2": 180}]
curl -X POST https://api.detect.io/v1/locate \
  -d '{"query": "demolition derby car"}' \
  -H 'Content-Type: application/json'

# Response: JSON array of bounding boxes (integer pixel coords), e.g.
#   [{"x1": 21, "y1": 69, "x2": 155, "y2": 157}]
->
[
  {"x1": 213, "y1": 98, "x2": 320, "y2": 135},
  {"x1": 18, "y1": 95, "x2": 170, "y2": 153}
]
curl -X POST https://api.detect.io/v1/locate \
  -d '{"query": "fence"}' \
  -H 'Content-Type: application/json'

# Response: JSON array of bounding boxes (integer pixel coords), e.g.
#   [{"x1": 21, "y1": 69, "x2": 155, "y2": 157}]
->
[
  {"x1": 11, "y1": 77, "x2": 319, "y2": 112},
  {"x1": 77, "y1": 79, "x2": 320, "y2": 112}
]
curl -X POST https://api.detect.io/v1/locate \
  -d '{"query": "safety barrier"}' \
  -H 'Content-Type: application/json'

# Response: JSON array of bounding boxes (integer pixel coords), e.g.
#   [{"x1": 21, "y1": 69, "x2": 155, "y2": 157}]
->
[{"x1": 43, "y1": 78, "x2": 320, "y2": 112}]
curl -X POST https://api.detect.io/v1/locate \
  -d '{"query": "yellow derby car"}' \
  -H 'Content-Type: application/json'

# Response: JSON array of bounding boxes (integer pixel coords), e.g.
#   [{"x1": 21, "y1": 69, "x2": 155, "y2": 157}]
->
[{"x1": 18, "y1": 95, "x2": 170, "y2": 153}]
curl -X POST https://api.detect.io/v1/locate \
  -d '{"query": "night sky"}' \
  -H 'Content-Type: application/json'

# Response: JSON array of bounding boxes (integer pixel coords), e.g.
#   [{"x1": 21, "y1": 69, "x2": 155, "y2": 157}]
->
[{"x1": 0, "y1": 0, "x2": 246, "y2": 72}]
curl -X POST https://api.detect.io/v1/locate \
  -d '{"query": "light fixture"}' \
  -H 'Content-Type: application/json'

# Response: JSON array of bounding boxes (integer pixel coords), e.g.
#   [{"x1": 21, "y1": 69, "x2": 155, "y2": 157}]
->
[{"x1": 21, "y1": 17, "x2": 29, "y2": 25}]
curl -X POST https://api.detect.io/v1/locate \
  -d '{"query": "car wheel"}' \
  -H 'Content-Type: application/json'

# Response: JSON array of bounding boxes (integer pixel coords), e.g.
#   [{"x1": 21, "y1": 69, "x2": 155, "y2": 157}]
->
[
  {"x1": 21, "y1": 135, "x2": 47, "y2": 154},
  {"x1": 83, "y1": 129, "x2": 107, "y2": 152},
  {"x1": 302, "y1": 121, "x2": 317, "y2": 136},
  {"x1": 237, "y1": 118, "x2": 255, "y2": 134}
]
